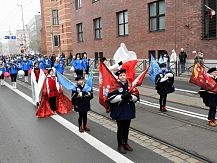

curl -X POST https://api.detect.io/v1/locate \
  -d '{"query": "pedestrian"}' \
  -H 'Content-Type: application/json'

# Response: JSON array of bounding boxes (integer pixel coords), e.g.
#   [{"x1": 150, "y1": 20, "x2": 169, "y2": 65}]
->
[
  {"x1": 162, "y1": 52, "x2": 170, "y2": 69},
  {"x1": 179, "y1": 48, "x2": 187, "y2": 73},
  {"x1": 31, "y1": 62, "x2": 46, "y2": 106},
  {"x1": 199, "y1": 67, "x2": 217, "y2": 127},
  {"x1": 155, "y1": 63, "x2": 175, "y2": 112},
  {"x1": 170, "y1": 49, "x2": 177, "y2": 71},
  {"x1": 108, "y1": 69, "x2": 139, "y2": 154},
  {"x1": 71, "y1": 76, "x2": 93, "y2": 133},
  {"x1": 9, "y1": 60, "x2": 18, "y2": 89},
  {"x1": 194, "y1": 51, "x2": 204, "y2": 65},
  {"x1": 0, "y1": 60, "x2": 6, "y2": 86},
  {"x1": 22, "y1": 57, "x2": 30, "y2": 83}
]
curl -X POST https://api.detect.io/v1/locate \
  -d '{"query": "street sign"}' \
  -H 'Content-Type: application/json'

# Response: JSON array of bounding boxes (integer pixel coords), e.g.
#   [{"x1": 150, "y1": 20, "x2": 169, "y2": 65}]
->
[
  {"x1": 4, "y1": 36, "x2": 10, "y2": 39},
  {"x1": 11, "y1": 36, "x2": 16, "y2": 39},
  {"x1": 4, "y1": 36, "x2": 16, "y2": 39}
]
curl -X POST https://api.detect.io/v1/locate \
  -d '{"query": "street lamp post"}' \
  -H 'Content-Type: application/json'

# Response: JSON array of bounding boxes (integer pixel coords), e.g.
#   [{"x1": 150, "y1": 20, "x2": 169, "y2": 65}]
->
[{"x1": 17, "y1": 4, "x2": 27, "y2": 51}]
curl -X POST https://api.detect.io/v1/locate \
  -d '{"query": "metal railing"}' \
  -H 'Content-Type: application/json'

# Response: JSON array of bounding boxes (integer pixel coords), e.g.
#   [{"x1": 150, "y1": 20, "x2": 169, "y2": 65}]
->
[{"x1": 67, "y1": 58, "x2": 217, "y2": 77}]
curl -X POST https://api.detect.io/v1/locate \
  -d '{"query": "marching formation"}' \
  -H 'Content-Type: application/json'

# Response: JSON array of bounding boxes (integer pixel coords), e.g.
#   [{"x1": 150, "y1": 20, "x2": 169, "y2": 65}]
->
[{"x1": 0, "y1": 43, "x2": 216, "y2": 155}]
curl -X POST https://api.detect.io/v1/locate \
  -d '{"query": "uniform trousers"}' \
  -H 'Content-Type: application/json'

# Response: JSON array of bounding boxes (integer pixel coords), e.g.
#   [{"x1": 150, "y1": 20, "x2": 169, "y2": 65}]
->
[{"x1": 116, "y1": 120, "x2": 131, "y2": 146}]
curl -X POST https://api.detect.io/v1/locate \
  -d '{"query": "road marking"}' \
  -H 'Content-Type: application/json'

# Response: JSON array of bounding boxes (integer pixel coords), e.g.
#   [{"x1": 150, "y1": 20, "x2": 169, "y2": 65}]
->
[
  {"x1": 92, "y1": 87, "x2": 208, "y2": 121},
  {"x1": 4, "y1": 82, "x2": 134, "y2": 163},
  {"x1": 175, "y1": 88, "x2": 198, "y2": 94}
]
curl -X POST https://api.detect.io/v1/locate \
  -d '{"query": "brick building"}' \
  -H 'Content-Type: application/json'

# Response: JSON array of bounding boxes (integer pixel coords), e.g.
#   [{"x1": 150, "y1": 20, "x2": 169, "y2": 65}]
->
[{"x1": 40, "y1": 0, "x2": 217, "y2": 60}]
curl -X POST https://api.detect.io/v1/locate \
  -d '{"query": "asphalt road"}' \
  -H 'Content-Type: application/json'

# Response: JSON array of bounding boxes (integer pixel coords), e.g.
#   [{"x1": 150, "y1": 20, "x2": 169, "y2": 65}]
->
[
  {"x1": 0, "y1": 80, "x2": 172, "y2": 163},
  {"x1": 65, "y1": 73, "x2": 217, "y2": 162}
]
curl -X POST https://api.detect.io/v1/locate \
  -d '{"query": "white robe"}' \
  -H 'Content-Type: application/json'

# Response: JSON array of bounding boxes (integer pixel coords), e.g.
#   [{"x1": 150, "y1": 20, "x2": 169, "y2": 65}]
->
[{"x1": 31, "y1": 69, "x2": 46, "y2": 104}]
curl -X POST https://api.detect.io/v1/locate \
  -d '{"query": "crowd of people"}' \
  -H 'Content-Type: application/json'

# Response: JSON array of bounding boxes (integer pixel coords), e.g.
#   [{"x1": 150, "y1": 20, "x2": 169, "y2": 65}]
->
[{"x1": 0, "y1": 47, "x2": 216, "y2": 155}]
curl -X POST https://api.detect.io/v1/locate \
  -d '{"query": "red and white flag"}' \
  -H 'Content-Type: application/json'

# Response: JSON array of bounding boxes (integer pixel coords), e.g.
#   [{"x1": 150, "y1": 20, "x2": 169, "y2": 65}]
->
[
  {"x1": 99, "y1": 61, "x2": 122, "y2": 111},
  {"x1": 122, "y1": 60, "x2": 138, "y2": 83},
  {"x1": 205, "y1": 5, "x2": 216, "y2": 18},
  {"x1": 129, "y1": 66, "x2": 150, "y2": 92}
]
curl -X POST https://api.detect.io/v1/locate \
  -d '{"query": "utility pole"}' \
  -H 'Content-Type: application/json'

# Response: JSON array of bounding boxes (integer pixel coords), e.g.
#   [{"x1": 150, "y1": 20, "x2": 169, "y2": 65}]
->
[{"x1": 17, "y1": 4, "x2": 26, "y2": 51}]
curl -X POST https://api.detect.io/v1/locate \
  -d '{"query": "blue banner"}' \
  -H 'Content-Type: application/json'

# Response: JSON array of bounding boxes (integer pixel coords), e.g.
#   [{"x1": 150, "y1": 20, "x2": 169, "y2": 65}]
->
[
  {"x1": 57, "y1": 71, "x2": 76, "y2": 91},
  {"x1": 82, "y1": 72, "x2": 93, "y2": 93},
  {"x1": 149, "y1": 55, "x2": 162, "y2": 84}
]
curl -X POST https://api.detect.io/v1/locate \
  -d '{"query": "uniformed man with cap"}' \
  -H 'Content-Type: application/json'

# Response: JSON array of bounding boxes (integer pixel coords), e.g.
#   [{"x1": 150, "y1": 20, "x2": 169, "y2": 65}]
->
[
  {"x1": 199, "y1": 67, "x2": 217, "y2": 126},
  {"x1": 108, "y1": 69, "x2": 139, "y2": 154},
  {"x1": 71, "y1": 75, "x2": 93, "y2": 133}
]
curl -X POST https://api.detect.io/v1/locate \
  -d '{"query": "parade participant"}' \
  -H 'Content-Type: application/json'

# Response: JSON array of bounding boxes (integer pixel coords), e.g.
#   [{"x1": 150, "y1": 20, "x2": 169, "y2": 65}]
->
[
  {"x1": 199, "y1": 67, "x2": 217, "y2": 127},
  {"x1": 39, "y1": 58, "x2": 45, "y2": 70},
  {"x1": 36, "y1": 71, "x2": 72, "y2": 118},
  {"x1": 73, "y1": 54, "x2": 84, "y2": 77},
  {"x1": 57, "y1": 60, "x2": 64, "y2": 75},
  {"x1": 8, "y1": 60, "x2": 18, "y2": 89},
  {"x1": 82, "y1": 52, "x2": 89, "y2": 79},
  {"x1": 31, "y1": 62, "x2": 46, "y2": 106},
  {"x1": 22, "y1": 58, "x2": 30, "y2": 82},
  {"x1": 107, "y1": 69, "x2": 139, "y2": 154},
  {"x1": 43, "y1": 56, "x2": 51, "y2": 69},
  {"x1": 0, "y1": 60, "x2": 6, "y2": 86},
  {"x1": 51, "y1": 54, "x2": 56, "y2": 68},
  {"x1": 45, "y1": 69, "x2": 59, "y2": 113},
  {"x1": 155, "y1": 63, "x2": 175, "y2": 112},
  {"x1": 71, "y1": 76, "x2": 93, "y2": 133}
]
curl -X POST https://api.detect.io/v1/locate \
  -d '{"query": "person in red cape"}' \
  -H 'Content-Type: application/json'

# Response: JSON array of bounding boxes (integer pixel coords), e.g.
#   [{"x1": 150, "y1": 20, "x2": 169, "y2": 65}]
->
[
  {"x1": 36, "y1": 69, "x2": 73, "y2": 118},
  {"x1": 57, "y1": 84, "x2": 73, "y2": 114}
]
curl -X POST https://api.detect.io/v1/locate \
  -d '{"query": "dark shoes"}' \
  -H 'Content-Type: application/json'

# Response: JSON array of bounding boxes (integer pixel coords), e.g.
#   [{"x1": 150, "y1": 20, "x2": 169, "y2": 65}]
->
[
  {"x1": 84, "y1": 126, "x2": 90, "y2": 132},
  {"x1": 79, "y1": 126, "x2": 90, "y2": 133},
  {"x1": 160, "y1": 106, "x2": 167, "y2": 112},
  {"x1": 79, "y1": 127, "x2": 84, "y2": 133},
  {"x1": 118, "y1": 145, "x2": 127, "y2": 154},
  {"x1": 118, "y1": 144, "x2": 133, "y2": 154},
  {"x1": 123, "y1": 144, "x2": 133, "y2": 151}
]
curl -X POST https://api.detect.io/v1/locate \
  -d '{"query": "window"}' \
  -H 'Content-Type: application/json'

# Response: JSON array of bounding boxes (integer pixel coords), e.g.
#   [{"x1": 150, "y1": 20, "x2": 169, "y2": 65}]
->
[
  {"x1": 149, "y1": 0, "x2": 165, "y2": 32},
  {"x1": 77, "y1": 23, "x2": 83, "y2": 42},
  {"x1": 75, "y1": 0, "x2": 82, "y2": 9},
  {"x1": 117, "y1": 10, "x2": 128, "y2": 36},
  {"x1": 202, "y1": 0, "x2": 217, "y2": 39},
  {"x1": 94, "y1": 18, "x2": 102, "y2": 39},
  {"x1": 54, "y1": 35, "x2": 61, "y2": 46},
  {"x1": 52, "y1": 9, "x2": 59, "y2": 25},
  {"x1": 148, "y1": 50, "x2": 156, "y2": 62}
]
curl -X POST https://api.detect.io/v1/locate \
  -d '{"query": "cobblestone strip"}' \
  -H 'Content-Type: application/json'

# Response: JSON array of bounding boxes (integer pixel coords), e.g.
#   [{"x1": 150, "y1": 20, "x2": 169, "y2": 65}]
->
[{"x1": 88, "y1": 112, "x2": 204, "y2": 163}]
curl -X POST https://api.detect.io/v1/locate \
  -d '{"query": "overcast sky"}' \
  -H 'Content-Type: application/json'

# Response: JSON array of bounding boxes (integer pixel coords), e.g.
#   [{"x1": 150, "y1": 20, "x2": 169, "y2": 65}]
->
[{"x1": 0, "y1": 0, "x2": 40, "y2": 40}]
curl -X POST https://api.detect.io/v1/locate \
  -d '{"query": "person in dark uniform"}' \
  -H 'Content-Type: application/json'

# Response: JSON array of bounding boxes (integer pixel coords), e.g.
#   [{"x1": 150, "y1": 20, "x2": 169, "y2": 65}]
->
[
  {"x1": 199, "y1": 67, "x2": 217, "y2": 127},
  {"x1": 108, "y1": 69, "x2": 139, "y2": 154},
  {"x1": 71, "y1": 76, "x2": 93, "y2": 133},
  {"x1": 155, "y1": 63, "x2": 175, "y2": 112}
]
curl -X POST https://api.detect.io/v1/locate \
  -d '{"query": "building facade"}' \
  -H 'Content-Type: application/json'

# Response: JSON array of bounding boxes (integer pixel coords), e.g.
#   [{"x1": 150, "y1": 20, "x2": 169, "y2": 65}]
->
[
  {"x1": 16, "y1": 29, "x2": 30, "y2": 51},
  {"x1": 40, "y1": 0, "x2": 217, "y2": 60},
  {"x1": 27, "y1": 15, "x2": 42, "y2": 53},
  {"x1": 40, "y1": 0, "x2": 73, "y2": 56}
]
